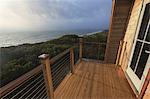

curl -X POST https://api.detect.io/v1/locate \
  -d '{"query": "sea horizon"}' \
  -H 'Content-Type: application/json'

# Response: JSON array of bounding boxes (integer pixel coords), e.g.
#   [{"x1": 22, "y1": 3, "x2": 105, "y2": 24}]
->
[{"x1": 0, "y1": 30, "x2": 104, "y2": 47}]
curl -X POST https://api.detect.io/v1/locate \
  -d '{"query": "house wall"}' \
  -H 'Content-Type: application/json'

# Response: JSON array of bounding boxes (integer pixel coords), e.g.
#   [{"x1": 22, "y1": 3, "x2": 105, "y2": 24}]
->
[
  {"x1": 105, "y1": 0, "x2": 133, "y2": 63},
  {"x1": 118, "y1": 0, "x2": 142, "y2": 71},
  {"x1": 118, "y1": 0, "x2": 150, "y2": 98}
]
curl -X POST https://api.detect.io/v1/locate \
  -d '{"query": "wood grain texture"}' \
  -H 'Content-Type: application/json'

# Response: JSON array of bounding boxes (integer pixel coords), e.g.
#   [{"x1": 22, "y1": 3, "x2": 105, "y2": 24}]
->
[
  {"x1": 79, "y1": 38, "x2": 83, "y2": 61},
  {"x1": 119, "y1": 0, "x2": 142, "y2": 71},
  {"x1": 40, "y1": 55, "x2": 54, "y2": 99},
  {"x1": 54, "y1": 60, "x2": 136, "y2": 99},
  {"x1": 105, "y1": 0, "x2": 133, "y2": 64},
  {"x1": 70, "y1": 47, "x2": 75, "y2": 73}
]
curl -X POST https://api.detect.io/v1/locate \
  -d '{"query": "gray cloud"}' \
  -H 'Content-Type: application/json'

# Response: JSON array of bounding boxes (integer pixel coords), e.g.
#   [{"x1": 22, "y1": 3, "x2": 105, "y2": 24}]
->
[{"x1": 0, "y1": 0, "x2": 112, "y2": 32}]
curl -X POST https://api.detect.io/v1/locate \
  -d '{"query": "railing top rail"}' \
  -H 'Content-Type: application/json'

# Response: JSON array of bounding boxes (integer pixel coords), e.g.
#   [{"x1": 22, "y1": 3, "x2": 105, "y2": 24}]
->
[{"x1": 0, "y1": 65, "x2": 42, "y2": 96}]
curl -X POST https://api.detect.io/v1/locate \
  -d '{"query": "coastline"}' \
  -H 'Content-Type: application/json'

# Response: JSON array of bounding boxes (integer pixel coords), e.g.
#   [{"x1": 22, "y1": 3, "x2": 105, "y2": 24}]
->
[{"x1": 0, "y1": 31, "x2": 104, "y2": 48}]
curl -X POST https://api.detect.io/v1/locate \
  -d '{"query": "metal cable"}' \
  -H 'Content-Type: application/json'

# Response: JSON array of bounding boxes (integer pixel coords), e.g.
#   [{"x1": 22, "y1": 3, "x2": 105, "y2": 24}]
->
[
  {"x1": 18, "y1": 78, "x2": 44, "y2": 99},
  {"x1": 2, "y1": 72, "x2": 42, "y2": 98},
  {"x1": 10, "y1": 74, "x2": 43, "y2": 99},
  {"x1": 25, "y1": 81, "x2": 45, "y2": 98},
  {"x1": 52, "y1": 55, "x2": 70, "y2": 75},
  {"x1": 31, "y1": 84, "x2": 46, "y2": 98},
  {"x1": 51, "y1": 53, "x2": 70, "y2": 70},
  {"x1": 35, "y1": 88, "x2": 46, "y2": 99},
  {"x1": 40, "y1": 92, "x2": 47, "y2": 99}
]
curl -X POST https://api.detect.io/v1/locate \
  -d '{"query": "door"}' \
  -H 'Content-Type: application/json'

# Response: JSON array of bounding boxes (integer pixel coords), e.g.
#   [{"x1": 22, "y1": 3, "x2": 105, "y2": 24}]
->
[{"x1": 126, "y1": 2, "x2": 150, "y2": 93}]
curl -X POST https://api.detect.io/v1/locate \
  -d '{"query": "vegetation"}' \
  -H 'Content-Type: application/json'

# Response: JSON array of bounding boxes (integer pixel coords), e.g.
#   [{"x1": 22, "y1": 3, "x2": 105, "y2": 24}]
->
[
  {"x1": 84, "y1": 31, "x2": 108, "y2": 42},
  {"x1": 83, "y1": 31, "x2": 108, "y2": 60},
  {"x1": 0, "y1": 31, "x2": 107, "y2": 87}
]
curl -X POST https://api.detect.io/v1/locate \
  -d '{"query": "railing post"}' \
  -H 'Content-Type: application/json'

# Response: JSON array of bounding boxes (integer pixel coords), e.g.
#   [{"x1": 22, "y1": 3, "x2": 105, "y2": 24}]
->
[
  {"x1": 121, "y1": 42, "x2": 127, "y2": 67},
  {"x1": 97, "y1": 43, "x2": 100, "y2": 60},
  {"x1": 116, "y1": 40, "x2": 123, "y2": 66},
  {"x1": 70, "y1": 47, "x2": 75, "y2": 73},
  {"x1": 79, "y1": 38, "x2": 83, "y2": 61},
  {"x1": 38, "y1": 54, "x2": 54, "y2": 99}
]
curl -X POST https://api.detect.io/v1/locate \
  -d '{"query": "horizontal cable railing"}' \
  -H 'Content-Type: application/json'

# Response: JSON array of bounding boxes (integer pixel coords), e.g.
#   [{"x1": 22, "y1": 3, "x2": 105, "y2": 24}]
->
[
  {"x1": 0, "y1": 66, "x2": 48, "y2": 99},
  {"x1": 50, "y1": 50, "x2": 70, "y2": 90},
  {"x1": 79, "y1": 38, "x2": 106, "y2": 61}
]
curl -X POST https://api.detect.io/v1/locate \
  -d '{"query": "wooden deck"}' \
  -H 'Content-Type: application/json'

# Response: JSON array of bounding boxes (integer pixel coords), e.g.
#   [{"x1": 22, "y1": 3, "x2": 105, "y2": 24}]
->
[{"x1": 54, "y1": 60, "x2": 136, "y2": 99}]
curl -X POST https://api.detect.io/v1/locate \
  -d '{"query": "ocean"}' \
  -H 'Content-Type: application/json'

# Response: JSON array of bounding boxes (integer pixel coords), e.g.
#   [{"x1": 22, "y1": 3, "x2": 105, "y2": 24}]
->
[{"x1": 0, "y1": 30, "x2": 102, "y2": 47}]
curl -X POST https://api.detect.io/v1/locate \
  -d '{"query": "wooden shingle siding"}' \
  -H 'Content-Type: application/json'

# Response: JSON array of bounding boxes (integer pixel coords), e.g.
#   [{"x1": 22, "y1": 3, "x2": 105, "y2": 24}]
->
[
  {"x1": 119, "y1": 0, "x2": 142, "y2": 71},
  {"x1": 105, "y1": 0, "x2": 133, "y2": 63}
]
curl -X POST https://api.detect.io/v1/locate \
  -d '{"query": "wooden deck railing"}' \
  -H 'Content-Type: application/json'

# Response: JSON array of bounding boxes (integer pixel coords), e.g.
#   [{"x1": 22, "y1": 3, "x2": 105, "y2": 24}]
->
[
  {"x1": 0, "y1": 47, "x2": 77, "y2": 99},
  {"x1": 79, "y1": 38, "x2": 106, "y2": 61},
  {"x1": 0, "y1": 39, "x2": 107, "y2": 99},
  {"x1": 0, "y1": 65, "x2": 48, "y2": 99}
]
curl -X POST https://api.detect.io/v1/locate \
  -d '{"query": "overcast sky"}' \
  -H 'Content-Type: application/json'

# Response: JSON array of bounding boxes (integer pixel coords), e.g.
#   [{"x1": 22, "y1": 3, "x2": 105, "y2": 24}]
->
[{"x1": 0, "y1": 0, "x2": 112, "y2": 32}]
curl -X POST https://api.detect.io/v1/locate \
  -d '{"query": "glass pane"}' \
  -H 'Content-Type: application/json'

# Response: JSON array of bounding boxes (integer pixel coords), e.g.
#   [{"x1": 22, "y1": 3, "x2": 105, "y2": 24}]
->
[
  {"x1": 137, "y1": 3, "x2": 150, "y2": 40},
  {"x1": 135, "y1": 43, "x2": 150, "y2": 79},
  {"x1": 130, "y1": 41, "x2": 142, "y2": 71},
  {"x1": 145, "y1": 25, "x2": 150, "y2": 42}
]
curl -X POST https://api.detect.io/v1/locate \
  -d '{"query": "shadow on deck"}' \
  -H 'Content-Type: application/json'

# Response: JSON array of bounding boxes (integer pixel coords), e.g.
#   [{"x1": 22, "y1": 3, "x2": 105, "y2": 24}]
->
[{"x1": 54, "y1": 60, "x2": 136, "y2": 99}]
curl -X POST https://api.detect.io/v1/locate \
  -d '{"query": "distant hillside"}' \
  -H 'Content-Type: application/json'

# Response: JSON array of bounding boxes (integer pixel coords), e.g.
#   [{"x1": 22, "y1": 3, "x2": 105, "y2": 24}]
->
[
  {"x1": 83, "y1": 31, "x2": 108, "y2": 42},
  {"x1": 0, "y1": 31, "x2": 108, "y2": 87}
]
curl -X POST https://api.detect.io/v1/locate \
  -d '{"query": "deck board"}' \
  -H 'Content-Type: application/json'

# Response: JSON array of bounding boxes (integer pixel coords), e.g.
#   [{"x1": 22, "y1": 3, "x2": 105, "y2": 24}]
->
[{"x1": 54, "y1": 60, "x2": 136, "y2": 99}]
